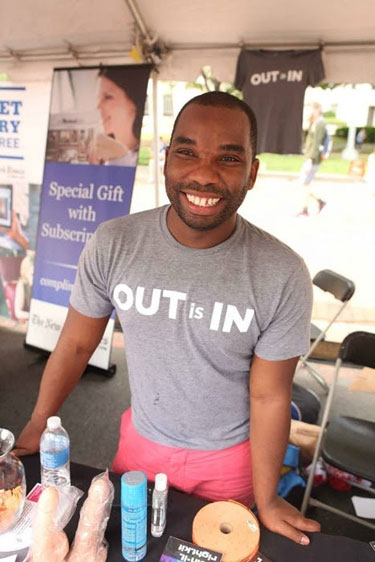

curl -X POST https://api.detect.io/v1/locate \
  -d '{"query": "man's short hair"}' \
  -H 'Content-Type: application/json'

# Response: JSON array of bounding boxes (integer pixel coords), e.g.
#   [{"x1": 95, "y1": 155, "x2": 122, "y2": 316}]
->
[
  {"x1": 311, "y1": 102, "x2": 322, "y2": 114},
  {"x1": 170, "y1": 91, "x2": 258, "y2": 159}
]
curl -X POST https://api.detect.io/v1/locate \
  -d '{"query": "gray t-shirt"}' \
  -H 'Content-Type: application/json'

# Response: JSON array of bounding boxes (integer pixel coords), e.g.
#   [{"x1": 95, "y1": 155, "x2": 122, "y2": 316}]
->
[
  {"x1": 235, "y1": 49, "x2": 325, "y2": 155},
  {"x1": 70, "y1": 206, "x2": 312, "y2": 450}
]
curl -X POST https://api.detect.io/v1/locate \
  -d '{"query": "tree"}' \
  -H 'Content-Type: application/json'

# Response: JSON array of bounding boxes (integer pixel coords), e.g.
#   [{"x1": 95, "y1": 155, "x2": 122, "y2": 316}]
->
[{"x1": 186, "y1": 65, "x2": 242, "y2": 98}]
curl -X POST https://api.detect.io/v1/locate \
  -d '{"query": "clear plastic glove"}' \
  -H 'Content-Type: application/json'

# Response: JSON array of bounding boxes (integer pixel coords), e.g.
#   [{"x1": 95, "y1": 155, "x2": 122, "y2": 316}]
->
[
  {"x1": 87, "y1": 134, "x2": 128, "y2": 164},
  {"x1": 67, "y1": 471, "x2": 114, "y2": 562},
  {"x1": 29, "y1": 487, "x2": 69, "y2": 562},
  {"x1": 29, "y1": 472, "x2": 114, "y2": 561}
]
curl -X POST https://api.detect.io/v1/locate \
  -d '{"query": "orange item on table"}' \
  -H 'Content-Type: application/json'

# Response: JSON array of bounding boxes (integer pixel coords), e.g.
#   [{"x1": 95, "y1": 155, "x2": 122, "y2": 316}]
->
[{"x1": 192, "y1": 500, "x2": 260, "y2": 562}]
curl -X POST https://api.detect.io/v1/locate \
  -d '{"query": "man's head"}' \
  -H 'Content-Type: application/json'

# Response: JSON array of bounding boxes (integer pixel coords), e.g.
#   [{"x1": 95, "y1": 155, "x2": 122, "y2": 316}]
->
[
  {"x1": 164, "y1": 92, "x2": 259, "y2": 246},
  {"x1": 170, "y1": 91, "x2": 258, "y2": 159},
  {"x1": 310, "y1": 102, "x2": 322, "y2": 122}
]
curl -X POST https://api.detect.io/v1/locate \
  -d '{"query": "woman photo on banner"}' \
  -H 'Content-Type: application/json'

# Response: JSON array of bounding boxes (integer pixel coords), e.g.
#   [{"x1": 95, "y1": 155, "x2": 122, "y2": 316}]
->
[
  {"x1": 45, "y1": 65, "x2": 150, "y2": 167},
  {"x1": 87, "y1": 66, "x2": 148, "y2": 167}
]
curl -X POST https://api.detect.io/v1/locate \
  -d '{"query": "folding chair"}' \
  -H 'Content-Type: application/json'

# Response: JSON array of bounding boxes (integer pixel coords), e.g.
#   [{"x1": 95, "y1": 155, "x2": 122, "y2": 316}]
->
[
  {"x1": 299, "y1": 269, "x2": 355, "y2": 392},
  {"x1": 301, "y1": 331, "x2": 375, "y2": 530}
]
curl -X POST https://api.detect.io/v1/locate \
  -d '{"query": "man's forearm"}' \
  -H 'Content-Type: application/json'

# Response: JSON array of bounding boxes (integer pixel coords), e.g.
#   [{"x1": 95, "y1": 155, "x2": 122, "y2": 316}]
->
[
  {"x1": 31, "y1": 337, "x2": 92, "y2": 428},
  {"x1": 247, "y1": 357, "x2": 320, "y2": 544},
  {"x1": 250, "y1": 396, "x2": 291, "y2": 509},
  {"x1": 15, "y1": 307, "x2": 110, "y2": 455}
]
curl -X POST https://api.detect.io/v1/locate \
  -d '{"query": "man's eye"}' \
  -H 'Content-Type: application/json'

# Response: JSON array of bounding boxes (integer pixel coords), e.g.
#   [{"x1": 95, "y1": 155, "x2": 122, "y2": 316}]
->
[
  {"x1": 176, "y1": 149, "x2": 195, "y2": 157},
  {"x1": 220, "y1": 155, "x2": 240, "y2": 162}
]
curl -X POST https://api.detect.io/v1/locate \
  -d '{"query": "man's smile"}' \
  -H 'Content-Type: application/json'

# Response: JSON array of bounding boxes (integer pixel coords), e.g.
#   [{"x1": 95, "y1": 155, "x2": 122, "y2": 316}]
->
[
  {"x1": 179, "y1": 189, "x2": 225, "y2": 216},
  {"x1": 185, "y1": 193, "x2": 221, "y2": 207}
]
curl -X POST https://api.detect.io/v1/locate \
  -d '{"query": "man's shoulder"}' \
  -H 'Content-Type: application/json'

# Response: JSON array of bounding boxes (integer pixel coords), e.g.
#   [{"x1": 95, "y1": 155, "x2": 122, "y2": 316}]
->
[
  {"x1": 96, "y1": 206, "x2": 164, "y2": 239},
  {"x1": 239, "y1": 216, "x2": 306, "y2": 267}
]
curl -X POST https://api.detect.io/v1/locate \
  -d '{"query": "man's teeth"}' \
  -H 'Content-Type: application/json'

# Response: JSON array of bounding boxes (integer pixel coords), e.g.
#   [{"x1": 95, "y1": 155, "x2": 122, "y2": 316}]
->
[{"x1": 186, "y1": 194, "x2": 221, "y2": 207}]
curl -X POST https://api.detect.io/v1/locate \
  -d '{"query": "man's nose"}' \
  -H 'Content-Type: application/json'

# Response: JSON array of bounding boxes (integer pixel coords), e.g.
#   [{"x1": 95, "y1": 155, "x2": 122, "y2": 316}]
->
[{"x1": 187, "y1": 159, "x2": 220, "y2": 186}]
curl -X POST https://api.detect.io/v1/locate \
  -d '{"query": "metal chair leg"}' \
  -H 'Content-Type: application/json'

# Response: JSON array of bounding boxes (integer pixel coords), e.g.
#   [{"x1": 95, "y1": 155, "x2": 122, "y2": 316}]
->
[
  {"x1": 301, "y1": 359, "x2": 342, "y2": 515},
  {"x1": 309, "y1": 498, "x2": 375, "y2": 530},
  {"x1": 301, "y1": 360, "x2": 330, "y2": 392}
]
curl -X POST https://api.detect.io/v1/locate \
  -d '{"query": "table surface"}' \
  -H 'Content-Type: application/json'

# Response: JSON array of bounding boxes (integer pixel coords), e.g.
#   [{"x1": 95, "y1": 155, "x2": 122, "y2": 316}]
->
[{"x1": 18, "y1": 455, "x2": 374, "y2": 562}]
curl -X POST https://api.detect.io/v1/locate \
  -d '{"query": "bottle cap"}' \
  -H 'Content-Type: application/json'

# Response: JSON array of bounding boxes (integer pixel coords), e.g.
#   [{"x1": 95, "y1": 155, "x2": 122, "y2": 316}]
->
[
  {"x1": 47, "y1": 416, "x2": 61, "y2": 430},
  {"x1": 155, "y1": 473, "x2": 168, "y2": 492},
  {"x1": 121, "y1": 471, "x2": 147, "y2": 507}
]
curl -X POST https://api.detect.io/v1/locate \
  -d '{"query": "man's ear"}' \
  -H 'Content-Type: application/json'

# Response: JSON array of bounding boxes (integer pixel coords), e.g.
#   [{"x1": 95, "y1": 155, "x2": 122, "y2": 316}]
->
[
  {"x1": 247, "y1": 158, "x2": 259, "y2": 191},
  {"x1": 163, "y1": 146, "x2": 170, "y2": 176}
]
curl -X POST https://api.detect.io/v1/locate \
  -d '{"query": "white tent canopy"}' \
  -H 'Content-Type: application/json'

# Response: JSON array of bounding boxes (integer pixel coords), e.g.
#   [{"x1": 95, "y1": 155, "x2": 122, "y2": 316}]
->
[{"x1": 1, "y1": 0, "x2": 375, "y2": 83}]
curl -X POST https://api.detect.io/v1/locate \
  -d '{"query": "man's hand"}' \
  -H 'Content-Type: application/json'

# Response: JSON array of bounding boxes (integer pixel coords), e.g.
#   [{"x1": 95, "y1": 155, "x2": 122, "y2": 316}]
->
[
  {"x1": 13, "y1": 417, "x2": 46, "y2": 457},
  {"x1": 258, "y1": 496, "x2": 320, "y2": 545}
]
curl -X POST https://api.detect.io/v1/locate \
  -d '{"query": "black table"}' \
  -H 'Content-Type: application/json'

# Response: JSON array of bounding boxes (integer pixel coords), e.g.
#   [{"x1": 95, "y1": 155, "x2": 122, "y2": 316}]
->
[{"x1": 20, "y1": 455, "x2": 374, "y2": 562}]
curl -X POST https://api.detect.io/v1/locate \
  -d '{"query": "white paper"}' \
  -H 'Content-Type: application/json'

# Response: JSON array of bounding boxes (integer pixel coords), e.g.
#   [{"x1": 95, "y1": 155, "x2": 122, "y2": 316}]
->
[
  {"x1": 351, "y1": 496, "x2": 375, "y2": 519},
  {"x1": 0, "y1": 483, "x2": 41, "y2": 558},
  {"x1": 0, "y1": 500, "x2": 35, "y2": 552}
]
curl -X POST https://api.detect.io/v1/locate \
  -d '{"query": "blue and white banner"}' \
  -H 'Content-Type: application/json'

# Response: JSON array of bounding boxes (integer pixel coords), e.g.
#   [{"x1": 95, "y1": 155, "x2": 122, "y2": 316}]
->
[
  {"x1": 0, "y1": 82, "x2": 50, "y2": 322},
  {"x1": 26, "y1": 65, "x2": 151, "y2": 369},
  {"x1": 0, "y1": 86, "x2": 25, "y2": 162}
]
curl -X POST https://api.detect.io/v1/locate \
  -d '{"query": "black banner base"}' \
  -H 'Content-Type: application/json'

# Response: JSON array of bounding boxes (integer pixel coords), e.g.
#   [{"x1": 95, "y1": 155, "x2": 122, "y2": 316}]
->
[{"x1": 23, "y1": 340, "x2": 117, "y2": 378}]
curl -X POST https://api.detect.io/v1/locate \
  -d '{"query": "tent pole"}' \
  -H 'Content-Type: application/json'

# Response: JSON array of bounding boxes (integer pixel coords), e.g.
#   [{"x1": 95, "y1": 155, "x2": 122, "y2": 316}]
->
[
  {"x1": 124, "y1": 0, "x2": 152, "y2": 42},
  {"x1": 152, "y1": 72, "x2": 160, "y2": 209}
]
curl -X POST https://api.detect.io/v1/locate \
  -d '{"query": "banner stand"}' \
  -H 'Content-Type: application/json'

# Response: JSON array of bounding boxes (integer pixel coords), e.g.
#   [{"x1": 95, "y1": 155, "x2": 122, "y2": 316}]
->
[
  {"x1": 23, "y1": 340, "x2": 117, "y2": 378},
  {"x1": 26, "y1": 64, "x2": 151, "y2": 372}
]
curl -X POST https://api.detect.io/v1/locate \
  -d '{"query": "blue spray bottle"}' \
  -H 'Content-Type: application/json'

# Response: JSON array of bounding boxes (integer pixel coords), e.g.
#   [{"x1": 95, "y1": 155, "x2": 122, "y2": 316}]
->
[{"x1": 121, "y1": 471, "x2": 147, "y2": 561}]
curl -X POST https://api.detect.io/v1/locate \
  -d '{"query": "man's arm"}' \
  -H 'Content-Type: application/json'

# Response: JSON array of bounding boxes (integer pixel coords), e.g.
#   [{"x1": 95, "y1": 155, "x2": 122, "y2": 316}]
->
[
  {"x1": 312, "y1": 120, "x2": 326, "y2": 161},
  {"x1": 14, "y1": 305, "x2": 110, "y2": 456},
  {"x1": 250, "y1": 353, "x2": 320, "y2": 545}
]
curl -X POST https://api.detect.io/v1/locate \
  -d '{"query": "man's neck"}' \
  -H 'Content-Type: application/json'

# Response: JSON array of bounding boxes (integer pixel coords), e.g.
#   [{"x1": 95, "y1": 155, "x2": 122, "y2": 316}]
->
[{"x1": 166, "y1": 207, "x2": 237, "y2": 249}]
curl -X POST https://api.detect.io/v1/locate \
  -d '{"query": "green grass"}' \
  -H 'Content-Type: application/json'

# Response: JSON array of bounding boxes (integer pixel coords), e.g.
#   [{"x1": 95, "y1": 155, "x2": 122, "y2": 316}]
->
[
  {"x1": 258, "y1": 154, "x2": 304, "y2": 173},
  {"x1": 258, "y1": 153, "x2": 363, "y2": 175},
  {"x1": 138, "y1": 146, "x2": 151, "y2": 166}
]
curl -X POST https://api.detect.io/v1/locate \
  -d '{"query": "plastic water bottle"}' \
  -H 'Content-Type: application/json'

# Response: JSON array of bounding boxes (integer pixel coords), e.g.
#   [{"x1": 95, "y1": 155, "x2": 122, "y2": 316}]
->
[
  {"x1": 40, "y1": 416, "x2": 70, "y2": 488},
  {"x1": 151, "y1": 473, "x2": 168, "y2": 537}
]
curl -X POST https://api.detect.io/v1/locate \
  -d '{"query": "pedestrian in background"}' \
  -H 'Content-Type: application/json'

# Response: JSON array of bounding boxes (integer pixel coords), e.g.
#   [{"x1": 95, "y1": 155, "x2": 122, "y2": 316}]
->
[{"x1": 297, "y1": 102, "x2": 327, "y2": 216}]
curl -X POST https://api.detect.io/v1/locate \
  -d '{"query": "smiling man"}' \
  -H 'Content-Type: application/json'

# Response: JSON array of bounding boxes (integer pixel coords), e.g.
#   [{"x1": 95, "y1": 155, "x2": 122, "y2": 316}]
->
[
  {"x1": 164, "y1": 101, "x2": 258, "y2": 245},
  {"x1": 16, "y1": 92, "x2": 320, "y2": 546}
]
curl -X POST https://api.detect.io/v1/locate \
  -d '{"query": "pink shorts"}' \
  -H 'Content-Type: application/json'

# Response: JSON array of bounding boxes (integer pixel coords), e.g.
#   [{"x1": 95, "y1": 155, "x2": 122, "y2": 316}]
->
[{"x1": 112, "y1": 409, "x2": 254, "y2": 506}]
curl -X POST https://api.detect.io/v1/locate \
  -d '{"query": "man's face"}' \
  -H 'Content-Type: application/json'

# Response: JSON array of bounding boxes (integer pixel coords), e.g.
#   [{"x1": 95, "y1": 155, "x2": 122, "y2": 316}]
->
[
  {"x1": 164, "y1": 103, "x2": 258, "y2": 233},
  {"x1": 309, "y1": 104, "x2": 321, "y2": 123}
]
